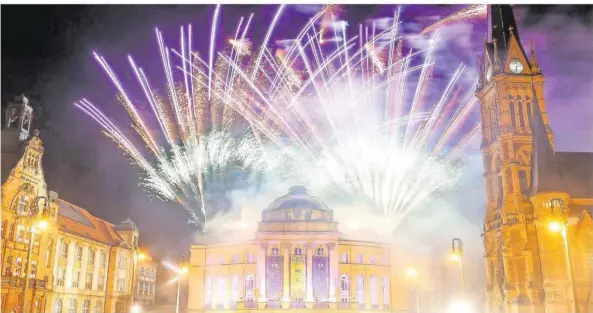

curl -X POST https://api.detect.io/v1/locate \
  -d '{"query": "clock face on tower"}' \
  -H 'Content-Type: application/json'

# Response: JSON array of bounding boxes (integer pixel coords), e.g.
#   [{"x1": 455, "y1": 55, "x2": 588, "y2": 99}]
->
[{"x1": 509, "y1": 59, "x2": 524, "y2": 74}]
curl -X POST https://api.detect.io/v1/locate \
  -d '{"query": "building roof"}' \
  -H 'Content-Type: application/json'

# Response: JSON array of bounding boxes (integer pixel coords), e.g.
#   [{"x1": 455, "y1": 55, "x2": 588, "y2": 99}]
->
[
  {"x1": 57, "y1": 198, "x2": 124, "y2": 246},
  {"x1": 529, "y1": 85, "x2": 566, "y2": 195}
]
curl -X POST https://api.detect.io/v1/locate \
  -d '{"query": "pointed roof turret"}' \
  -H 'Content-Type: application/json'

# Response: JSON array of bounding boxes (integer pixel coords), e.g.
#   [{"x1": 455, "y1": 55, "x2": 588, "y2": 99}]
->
[{"x1": 529, "y1": 84, "x2": 564, "y2": 195}]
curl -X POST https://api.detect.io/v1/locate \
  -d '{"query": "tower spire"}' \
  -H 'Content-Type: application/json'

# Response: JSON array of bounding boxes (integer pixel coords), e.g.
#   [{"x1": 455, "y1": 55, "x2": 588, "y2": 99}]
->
[
  {"x1": 529, "y1": 40, "x2": 541, "y2": 74},
  {"x1": 529, "y1": 84, "x2": 563, "y2": 195},
  {"x1": 488, "y1": 5, "x2": 528, "y2": 63}
]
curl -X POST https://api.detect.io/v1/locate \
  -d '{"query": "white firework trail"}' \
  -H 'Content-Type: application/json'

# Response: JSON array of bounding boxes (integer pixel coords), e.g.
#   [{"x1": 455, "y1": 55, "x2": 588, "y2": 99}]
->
[{"x1": 76, "y1": 5, "x2": 480, "y2": 233}]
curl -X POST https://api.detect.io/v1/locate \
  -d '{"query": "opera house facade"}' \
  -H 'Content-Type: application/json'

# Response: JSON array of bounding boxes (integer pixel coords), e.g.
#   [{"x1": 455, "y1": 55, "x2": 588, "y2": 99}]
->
[{"x1": 187, "y1": 186, "x2": 410, "y2": 313}]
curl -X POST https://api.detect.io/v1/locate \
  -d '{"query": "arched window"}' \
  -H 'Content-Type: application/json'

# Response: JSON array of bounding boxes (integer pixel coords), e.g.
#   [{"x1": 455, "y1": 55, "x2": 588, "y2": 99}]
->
[
  {"x1": 382, "y1": 277, "x2": 390, "y2": 306},
  {"x1": 82, "y1": 300, "x2": 90, "y2": 313},
  {"x1": 509, "y1": 103, "x2": 516, "y2": 130},
  {"x1": 317, "y1": 247, "x2": 324, "y2": 256},
  {"x1": 526, "y1": 100, "x2": 532, "y2": 128},
  {"x1": 231, "y1": 274, "x2": 240, "y2": 306},
  {"x1": 370, "y1": 276, "x2": 378, "y2": 306},
  {"x1": 94, "y1": 301, "x2": 102, "y2": 313},
  {"x1": 60, "y1": 240, "x2": 68, "y2": 257},
  {"x1": 52, "y1": 298, "x2": 62, "y2": 313},
  {"x1": 245, "y1": 275, "x2": 255, "y2": 302},
  {"x1": 205, "y1": 276, "x2": 212, "y2": 307},
  {"x1": 17, "y1": 195, "x2": 28, "y2": 215},
  {"x1": 340, "y1": 275, "x2": 350, "y2": 302},
  {"x1": 217, "y1": 276, "x2": 226, "y2": 308},
  {"x1": 517, "y1": 95, "x2": 525, "y2": 129},
  {"x1": 356, "y1": 275, "x2": 365, "y2": 305},
  {"x1": 68, "y1": 299, "x2": 77, "y2": 313}
]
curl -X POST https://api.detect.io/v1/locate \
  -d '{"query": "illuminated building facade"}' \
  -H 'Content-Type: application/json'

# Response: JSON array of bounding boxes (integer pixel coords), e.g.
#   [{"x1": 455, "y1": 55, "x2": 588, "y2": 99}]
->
[
  {"x1": 477, "y1": 5, "x2": 593, "y2": 313},
  {"x1": 187, "y1": 186, "x2": 410, "y2": 313},
  {"x1": 134, "y1": 254, "x2": 158, "y2": 307},
  {"x1": 1, "y1": 96, "x2": 152, "y2": 313}
]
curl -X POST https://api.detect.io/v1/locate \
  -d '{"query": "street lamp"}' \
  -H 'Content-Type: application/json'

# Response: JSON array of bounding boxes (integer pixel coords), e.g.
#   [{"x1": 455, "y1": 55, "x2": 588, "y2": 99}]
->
[
  {"x1": 176, "y1": 256, "x2": 188, "y2": 313},
  {"x1": 548, "y1": 220, "x2": 578, "y2": 313},
  {"x1": 545, "y1": 198, "x2": 577, "y2": 313},
  {"x1": 450, "y1": 238, "x2": 465, "y2": 294},
  {"x1": 405, "y1": 267, "x2": 420, "y2": 313},
  {"x1": 21, "y1": 218, "x2": 49, "y2": 313}
]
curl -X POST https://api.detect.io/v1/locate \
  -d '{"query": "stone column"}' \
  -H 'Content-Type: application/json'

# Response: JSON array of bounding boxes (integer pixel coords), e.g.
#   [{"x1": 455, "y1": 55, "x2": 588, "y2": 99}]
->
[
  {"x1": 258, "y1": 243, "x2": 267, "y2": 301},
  {"x1": 306, "y1": 243, "x2": 314, "y2": 302},
  {"x1": 282, "y1": 243, "x2": 291, "y2": 302},
  {"x1": 328, "y1": 243, "x2": 338, "y2": 302}
]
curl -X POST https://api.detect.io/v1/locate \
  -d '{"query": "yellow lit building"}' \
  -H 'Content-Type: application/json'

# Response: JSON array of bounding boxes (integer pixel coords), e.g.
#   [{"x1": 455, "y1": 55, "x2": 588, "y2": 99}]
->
[
  {"x1": 1, "y1": 95, "x2": 150, "y2": 313},
  {"x1": 188, "y1": 186, "x2": 410, "y2": 313},
  {"x1": 478, "y1": 5, "x2": 593, "y2": 313},
  {"x1": 1, "y1": 95, "x2": 57, "y2": 313},
  {"x1": 134, "y1": 253, "x2": 158, "y2": 307}
]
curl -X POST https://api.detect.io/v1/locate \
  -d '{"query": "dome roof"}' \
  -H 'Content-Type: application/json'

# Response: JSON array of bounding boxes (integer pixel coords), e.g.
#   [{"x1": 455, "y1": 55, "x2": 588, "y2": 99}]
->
[
  {"x1": 261, "y1": 186, "x2": 334, "y2": 223},
  {"x1": 265, "y1": 186, "x2": 330, "y2": 212}
]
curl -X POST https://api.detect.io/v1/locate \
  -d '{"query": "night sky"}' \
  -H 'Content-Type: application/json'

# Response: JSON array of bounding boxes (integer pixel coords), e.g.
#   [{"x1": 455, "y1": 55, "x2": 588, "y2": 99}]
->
[{"x1": 2, "y1": 5, "x2": 593, "y2": 261}]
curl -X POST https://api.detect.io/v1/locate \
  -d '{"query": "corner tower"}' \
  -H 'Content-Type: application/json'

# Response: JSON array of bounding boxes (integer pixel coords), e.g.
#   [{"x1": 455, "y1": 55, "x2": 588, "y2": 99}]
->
[{"x1": 477, "y1": 5, "x2": 549, "y2": 313}]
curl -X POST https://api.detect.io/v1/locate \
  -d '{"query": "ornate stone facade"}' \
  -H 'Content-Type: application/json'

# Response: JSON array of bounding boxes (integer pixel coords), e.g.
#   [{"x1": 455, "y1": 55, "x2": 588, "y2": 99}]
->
[{"x1": 477, "y1": 5, "x2": 593, "y2": 313}]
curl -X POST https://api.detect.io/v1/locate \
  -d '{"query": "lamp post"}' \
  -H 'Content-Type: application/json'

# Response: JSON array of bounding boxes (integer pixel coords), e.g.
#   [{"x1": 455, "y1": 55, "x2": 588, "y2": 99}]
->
[
  {"x1": 21, "y1": 219, "x2": 49, "y2": 313},
  {"x1": 406, "y1": 267, "x2": 421, "y2": 313},
  {"x1": 450, "y1": 238, "x2": 465, "y2": 294},
  {"x1": 176, "y1": 256, "x2": 188, "y2": 313},
  {"x1": 546, "y1": 198, "x2": 578, "y2": 313}
]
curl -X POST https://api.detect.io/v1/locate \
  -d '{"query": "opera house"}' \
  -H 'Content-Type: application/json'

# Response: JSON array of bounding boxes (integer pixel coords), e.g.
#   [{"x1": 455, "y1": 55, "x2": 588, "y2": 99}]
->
[{"x1": 187, "y1": 186, "x2": 410, "y2": 313}]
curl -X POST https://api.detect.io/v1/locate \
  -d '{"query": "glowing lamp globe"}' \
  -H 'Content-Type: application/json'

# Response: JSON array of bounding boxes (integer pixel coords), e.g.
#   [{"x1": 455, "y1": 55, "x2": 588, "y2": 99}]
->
[{"x1": 548, "y1": 221, "x2": 562, "y2": 233}]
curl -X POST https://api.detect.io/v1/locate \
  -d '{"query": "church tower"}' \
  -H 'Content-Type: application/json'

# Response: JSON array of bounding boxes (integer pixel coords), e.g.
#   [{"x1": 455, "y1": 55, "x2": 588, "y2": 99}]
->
[{"x1": 477, "y1": 5, "x2": 550, "y2": 313}]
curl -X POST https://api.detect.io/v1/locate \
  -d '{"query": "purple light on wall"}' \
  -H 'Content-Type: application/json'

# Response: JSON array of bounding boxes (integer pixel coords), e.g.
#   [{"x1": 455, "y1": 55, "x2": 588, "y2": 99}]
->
[
  {"x1": 266, "y1": 255, "x2": 283, "y2": 301},
  {"x1": 313, "y1": 255, "x2": 329, "y2": 300}
]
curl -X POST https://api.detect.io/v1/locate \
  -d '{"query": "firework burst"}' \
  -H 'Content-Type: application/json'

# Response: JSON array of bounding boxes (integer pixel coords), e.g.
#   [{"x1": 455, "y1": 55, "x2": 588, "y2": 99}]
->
[{"x1": 76, "y1": 5, "x2": 480, "y2": 233}]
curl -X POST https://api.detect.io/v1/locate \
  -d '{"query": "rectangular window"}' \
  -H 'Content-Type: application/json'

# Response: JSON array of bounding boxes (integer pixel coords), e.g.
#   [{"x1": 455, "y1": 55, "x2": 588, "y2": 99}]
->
[
  {"x1": 98, "y1": 273, "x2": 105, "y2": 290},
  {"x1": 5, "y1": 256, "x2": 12, "y2": 276},
  {"x1": 45, "y1": 237, "x2": 53, "y2": 267},
  {"x1": 57, "y1": 268, "x2": 65, "y2": 286},
  {"x1": 247, "y1": 252, "x2": 255, "y2": 263},
  {"x1": 86, "y1": 273, "x2": 93, "y2": 289},
  {"x1": 88, "y1": 249, "x2": 95, "y2": 265},
  {"x1": 356, "y1": 254, "x2": 363, "y2": 264},
  {"x1": 232, "y1": 254, "x2": 239, "y2": 264},
  {"x1": 72, "y1": 271, "x2": 80, "y2": 288},
  {"x1": 382, "y1": 254, "x2": 388, "y2": 265},
  {"x1": 219, "y1": 255, "x2": 225, "y2": 264},
  {"x1": 340, "y1": 253, "x2": 348, "y2": 263},
  {"x1": 16, "y1": 225, "x2": 26, "y2": 243},
  {"x1": 100, "y1": 252, "x2": 107, "y2": 267},
  {"x1": 30, "y1": 260, "x2": 38, "y2": 278},
  {"x1": 370, "y1": 256, "x2": 376, "y2": 265},
  {"x1": 76, "y1": 246, "x2": 82, "y2": 261},
  {"x1": 14, "y1": 257, "x2": 22, "y2": 277},
  {"x1": 1, "y1": 220, "x2": 6, "y2": 239}
]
